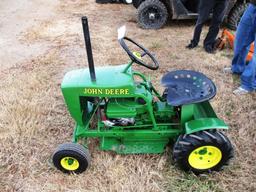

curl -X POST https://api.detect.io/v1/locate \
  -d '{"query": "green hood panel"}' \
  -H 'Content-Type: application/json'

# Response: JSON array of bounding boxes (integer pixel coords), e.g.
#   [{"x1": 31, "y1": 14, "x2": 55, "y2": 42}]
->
[{"x1": 61, "y1": 64, "x2": 135, "y2": 96}]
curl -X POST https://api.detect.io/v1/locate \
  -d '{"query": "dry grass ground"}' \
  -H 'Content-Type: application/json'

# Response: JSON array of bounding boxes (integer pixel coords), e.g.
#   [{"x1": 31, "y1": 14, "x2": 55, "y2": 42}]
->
[{"x1": 0, "y1": 0, "x2": 256, "y2": 191}]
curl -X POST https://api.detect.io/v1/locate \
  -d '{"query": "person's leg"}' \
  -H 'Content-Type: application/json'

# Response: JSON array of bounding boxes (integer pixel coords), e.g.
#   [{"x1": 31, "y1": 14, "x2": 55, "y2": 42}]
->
[
  {"x1": 232, "y1": 4, "x2": 256, "y2": 74},
  {"x1": 187, "y1": 0, "x2": 214, "y2": 48},
  {"x1": 231, "y1": 23, "x2": 254, "y2": 74},
  {"x1": 233, "y1": 4, "x2": 256, "y2": 94},
  {"x1": 203, "y1": 0, "x2": 228, "y2": 52},
  {"x1": 180, "y1": 0, "x2": 188, "y2": 4},
  {"x1": 240, "y1": 31, "x2": 256, "y2": 91}
]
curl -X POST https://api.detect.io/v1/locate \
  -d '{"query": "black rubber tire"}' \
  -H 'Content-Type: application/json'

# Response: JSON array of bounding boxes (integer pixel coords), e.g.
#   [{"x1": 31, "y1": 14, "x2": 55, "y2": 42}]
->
[
  {"x1": 52, "y1": 142, "x2": 91, "y2": 174},
  {"x1": 173, "y1": 130, "x2": 234, "y2": 174},
  {"x1": 137, "y1": 0, "x2": 168, "y2": 29},
  {"x1": 227, "y1": 3, "x2": 248, "y2": 31}
]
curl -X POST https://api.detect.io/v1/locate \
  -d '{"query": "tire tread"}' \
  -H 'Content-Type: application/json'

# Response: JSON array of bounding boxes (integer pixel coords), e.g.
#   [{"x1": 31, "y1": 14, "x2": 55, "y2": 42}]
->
[
  {"x1": 173, "y1": 130, "x2": 234, "y2": 174},
  {"x1": 137, "y1": 0, "x2": 168, "y2": 29},
  {"x1": 52, "y1": 142, "x2": 91, "y2": 174},
  {"x1": 227, "y1": 3, "x2": 248, "y2": 30}
]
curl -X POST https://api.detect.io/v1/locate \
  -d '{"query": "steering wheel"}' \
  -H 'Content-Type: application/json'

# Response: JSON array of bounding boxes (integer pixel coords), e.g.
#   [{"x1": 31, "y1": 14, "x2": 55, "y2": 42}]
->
[{"x1": 119, "y1": 37, "x2": 159, "y2": 70}]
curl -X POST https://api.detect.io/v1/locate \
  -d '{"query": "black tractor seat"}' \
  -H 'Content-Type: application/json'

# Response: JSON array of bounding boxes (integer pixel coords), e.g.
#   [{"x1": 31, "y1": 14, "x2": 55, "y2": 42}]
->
[{"x1": 161, "y1": 70, "x2": 216, "y2": 106}]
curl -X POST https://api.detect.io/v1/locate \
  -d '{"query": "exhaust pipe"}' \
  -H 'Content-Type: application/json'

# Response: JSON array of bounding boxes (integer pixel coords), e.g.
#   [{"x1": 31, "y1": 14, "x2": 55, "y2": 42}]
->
[{"x1": 82, "y1": 16, "x2": 96, "y2": 82}]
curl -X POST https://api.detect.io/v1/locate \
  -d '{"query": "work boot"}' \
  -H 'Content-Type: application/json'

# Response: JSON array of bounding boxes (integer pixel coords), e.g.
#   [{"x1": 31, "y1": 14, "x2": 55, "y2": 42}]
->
[
  {"x1": 204, "y1": 44, "x2": 215, "y2": 54},
  {"x1": 186, "y1": 40, "x2": 198, "y2": 49}
]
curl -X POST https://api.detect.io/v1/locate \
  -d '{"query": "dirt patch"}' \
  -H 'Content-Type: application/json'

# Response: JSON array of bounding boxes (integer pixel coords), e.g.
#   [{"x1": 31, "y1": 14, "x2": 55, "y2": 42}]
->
[
  {"x1": 0, "y1": 0, "x2": 256, "y2": 191},
  {"x1": 0, "y1": 0, "x2": 59, "y2": 71}
]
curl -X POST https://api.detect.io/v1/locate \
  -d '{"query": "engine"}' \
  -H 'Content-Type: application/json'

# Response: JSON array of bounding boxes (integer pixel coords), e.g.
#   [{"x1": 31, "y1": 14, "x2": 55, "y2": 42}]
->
[{"x1": 102, "y1": 98, "x2": 148, "y2": 127}]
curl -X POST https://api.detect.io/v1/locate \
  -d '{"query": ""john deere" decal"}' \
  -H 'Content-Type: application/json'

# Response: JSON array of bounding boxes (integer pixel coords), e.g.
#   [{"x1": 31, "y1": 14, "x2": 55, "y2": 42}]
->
[{"x1": 84, "y1": 88, "x2": 129, "y2": 95}]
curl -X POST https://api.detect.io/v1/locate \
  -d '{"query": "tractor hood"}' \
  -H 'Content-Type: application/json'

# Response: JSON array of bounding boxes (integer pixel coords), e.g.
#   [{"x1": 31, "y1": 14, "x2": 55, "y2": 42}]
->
[{"x1": 61, "y1": 64, "x2": 135, "y2": 97}]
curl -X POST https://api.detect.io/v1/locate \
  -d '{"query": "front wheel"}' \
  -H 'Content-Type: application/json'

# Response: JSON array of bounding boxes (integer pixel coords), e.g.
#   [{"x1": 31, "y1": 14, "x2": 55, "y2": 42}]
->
[
  {"x1": 137, "y1": 0, "x2": 168, "y2": 29},
  {"x1": 173, "y1": 130, "x2": 234, "y2": 174},
  {"x1": 52, "y1": 142, "x2": 91, "y2": 174}
]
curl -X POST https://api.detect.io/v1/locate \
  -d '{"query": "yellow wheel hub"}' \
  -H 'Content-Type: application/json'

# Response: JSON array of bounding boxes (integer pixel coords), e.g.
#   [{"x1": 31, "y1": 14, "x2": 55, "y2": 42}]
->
[
  {"x1": 133, "y1": 51, "x2": 142, "y2": 60},
  {"x1": 60, "y1": 156, "x2": 79, "y2": 171},
  {"x1": 188, "y1": 146, "x2": 222, "y2": 170}
]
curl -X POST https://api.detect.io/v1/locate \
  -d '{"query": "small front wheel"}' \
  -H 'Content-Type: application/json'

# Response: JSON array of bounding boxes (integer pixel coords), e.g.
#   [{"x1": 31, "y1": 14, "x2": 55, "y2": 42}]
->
[
  {"x1": 173, "y1": 130, "x2": 233, "y2": 174},
  {"x1": 52, "y1": 142, "x2": 91, "y2": 174}
]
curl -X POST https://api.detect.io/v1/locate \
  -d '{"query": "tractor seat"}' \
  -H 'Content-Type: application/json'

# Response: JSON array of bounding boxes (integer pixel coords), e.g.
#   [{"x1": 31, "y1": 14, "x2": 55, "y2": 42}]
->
[{"x1": 161, "y1": 70, "x2": 216, "y2": 106}]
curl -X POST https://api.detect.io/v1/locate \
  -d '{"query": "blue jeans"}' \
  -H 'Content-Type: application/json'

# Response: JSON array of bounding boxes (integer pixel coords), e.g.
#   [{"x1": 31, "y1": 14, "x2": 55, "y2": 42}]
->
[{"x1": 231, "y1": 4, "x2": 256, "y2": 91}]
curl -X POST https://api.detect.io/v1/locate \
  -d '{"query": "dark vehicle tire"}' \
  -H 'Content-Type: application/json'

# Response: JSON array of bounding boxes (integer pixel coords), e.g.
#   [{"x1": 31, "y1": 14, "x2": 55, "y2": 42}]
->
[
  {"x1": 173, "y1": 130, "x2": 234, "y2": 174},
  {"x1": 52, "y1": 142, "x2": 91, "y2": 174},
  {"x1": 227, "y1": 3, "x2": 248, "y2": 30},
  {"x1": 137, "y1": 0, "x2": 168, "y2": 29}
]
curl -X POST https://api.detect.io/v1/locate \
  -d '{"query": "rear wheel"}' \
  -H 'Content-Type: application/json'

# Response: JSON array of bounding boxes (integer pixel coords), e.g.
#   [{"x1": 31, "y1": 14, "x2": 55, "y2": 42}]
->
[
  {"x1": 52, "y1": 142, "x2": 91, "y2": 174},
  {"x1": 173, "y1": 130, "x2": 234, "y2": 174},
  {"x1": 227, "y1": 3, "x2": 248, "y2": 31},
  {"x1": 137, "y1": 0, "x2": 168, "y2": 29}
]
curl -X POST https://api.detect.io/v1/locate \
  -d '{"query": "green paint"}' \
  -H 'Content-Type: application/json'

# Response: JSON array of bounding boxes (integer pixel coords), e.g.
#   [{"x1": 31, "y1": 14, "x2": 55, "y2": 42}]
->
[
  {"x1": 185, "y1": 118, "x2": 228, "y2": 134},
  {"x1": 199, "y1": 148, "x2": 207, "y2": 155},
  {"x1": 61, "y1": 63, "x2": 229, "y2": 154}
]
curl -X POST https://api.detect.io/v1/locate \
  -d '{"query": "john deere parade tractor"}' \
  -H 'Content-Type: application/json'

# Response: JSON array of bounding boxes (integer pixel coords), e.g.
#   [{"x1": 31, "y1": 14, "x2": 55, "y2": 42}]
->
[{"x1": 52, "y1": 17, "x2": 233, "y2": 174}]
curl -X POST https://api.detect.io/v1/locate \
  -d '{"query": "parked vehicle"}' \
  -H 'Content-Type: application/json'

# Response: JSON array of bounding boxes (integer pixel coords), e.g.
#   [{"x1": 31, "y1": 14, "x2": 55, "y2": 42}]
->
[{"x1": 132, "y1": 0, "x2": 248, "y2": 29}]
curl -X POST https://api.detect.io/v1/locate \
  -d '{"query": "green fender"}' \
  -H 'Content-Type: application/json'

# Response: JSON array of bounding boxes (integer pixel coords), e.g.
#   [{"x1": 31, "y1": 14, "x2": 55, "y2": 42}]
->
[{"x1": 185, "y1": 118, "x2": 228, "y2": 134}]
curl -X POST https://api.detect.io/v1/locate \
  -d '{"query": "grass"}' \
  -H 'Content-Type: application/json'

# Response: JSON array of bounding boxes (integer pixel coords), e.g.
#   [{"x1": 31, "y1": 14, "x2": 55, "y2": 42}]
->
[
  {"x1": 150, "y1": 41, "x2": 163, "y2": 49},
  {"x1": 166, "y1": 174, "x2": 222, "y2": 192},
  {"x1": 1, "y1": 0, "x2": 256, "y2": 191}
]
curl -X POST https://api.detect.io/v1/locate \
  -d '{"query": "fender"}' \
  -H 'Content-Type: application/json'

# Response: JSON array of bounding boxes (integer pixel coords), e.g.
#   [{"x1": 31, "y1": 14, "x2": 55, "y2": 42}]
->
[{"x1": 185, "y1": 118, "x2": 228, "y2": 134}]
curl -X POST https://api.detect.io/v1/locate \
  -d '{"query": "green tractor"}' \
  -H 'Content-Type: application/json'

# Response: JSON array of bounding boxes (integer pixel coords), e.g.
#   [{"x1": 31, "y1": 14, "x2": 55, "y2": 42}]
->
[{"x1": 52, "y1": 17, "x2": 233, "y2": 174}]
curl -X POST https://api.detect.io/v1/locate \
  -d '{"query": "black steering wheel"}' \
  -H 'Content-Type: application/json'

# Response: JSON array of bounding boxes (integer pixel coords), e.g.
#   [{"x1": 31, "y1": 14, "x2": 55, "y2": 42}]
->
[{"x1": 119, "y1": 37, "x2": 159, "y2": 70}]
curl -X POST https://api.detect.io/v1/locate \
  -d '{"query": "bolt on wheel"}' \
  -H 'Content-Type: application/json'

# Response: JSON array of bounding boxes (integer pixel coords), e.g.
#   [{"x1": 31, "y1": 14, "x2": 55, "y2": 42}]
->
[
  {"x1": 188, "y1": 146, "x2": 222, "y2": 170},
  {"x1": 173, "y1": 130, "x2": 234, "y2": 174}
]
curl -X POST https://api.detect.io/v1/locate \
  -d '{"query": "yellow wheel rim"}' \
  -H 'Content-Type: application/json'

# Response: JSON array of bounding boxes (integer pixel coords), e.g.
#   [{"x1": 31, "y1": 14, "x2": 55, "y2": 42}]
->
[
  {"x1": 188, "y1": 146, "x2": 222, "y2": 170},
  {"x1": 60, "y1": 156, "x2": 79, "y2": 171}
]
